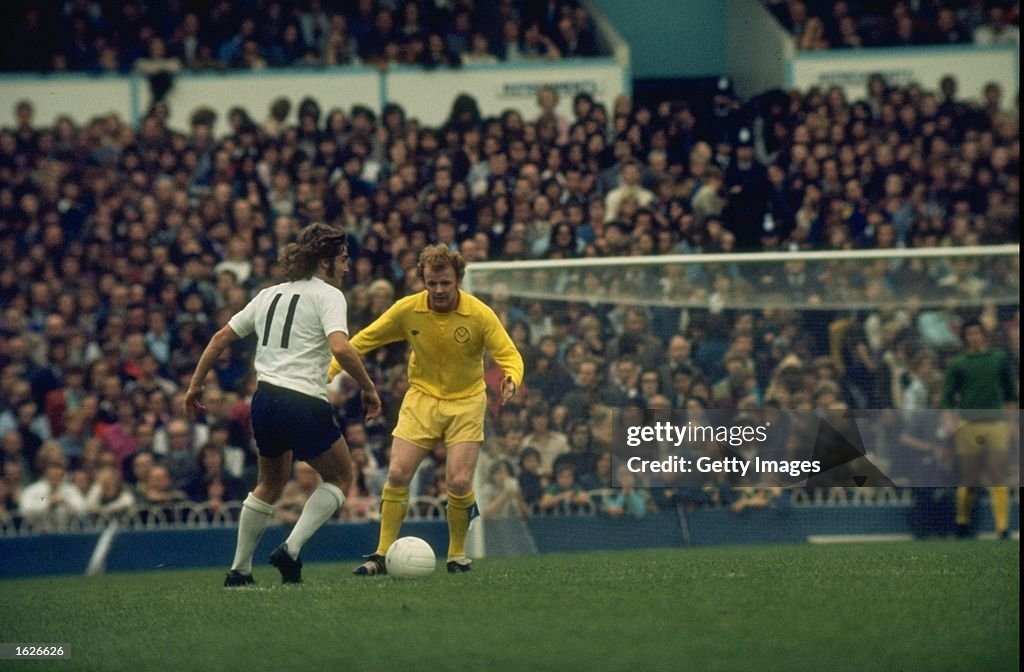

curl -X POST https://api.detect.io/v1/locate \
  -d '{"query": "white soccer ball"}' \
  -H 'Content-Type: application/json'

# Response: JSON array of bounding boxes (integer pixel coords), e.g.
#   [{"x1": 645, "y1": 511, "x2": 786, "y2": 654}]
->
[{"x1": 385, "y1": 536, "x2": 436, "y2": 579}]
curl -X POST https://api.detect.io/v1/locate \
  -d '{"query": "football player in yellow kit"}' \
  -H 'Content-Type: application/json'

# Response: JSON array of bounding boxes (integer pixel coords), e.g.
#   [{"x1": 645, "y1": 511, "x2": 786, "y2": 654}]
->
[{"x1": 328, "y1": 244, "x2": 523, "y2": 573}]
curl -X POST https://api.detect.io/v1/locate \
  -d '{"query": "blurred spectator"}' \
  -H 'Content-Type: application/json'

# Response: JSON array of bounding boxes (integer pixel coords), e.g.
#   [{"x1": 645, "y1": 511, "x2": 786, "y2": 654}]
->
[
  {"x1": 341, "y1": 445, "x2": 378, "y2": 520},
  {"x1": 126, "y1": 450, "x2": 156, "y2": 489},
  {"x1": 18, "y1": 456, "x2": 87, "y2": 527},
  {"x1": 601, "y1": 464, "x2": 652, "y2": 518},
  {"x1": 133, "y1": 37, "x2": 181, "y2": 103},
  {"x1": 517, "y1": 446, "x2": 546, "y2": 508},
  {"x1": 85, "y1": 465, "x2": 137, "y2": 517},
  {"x1": 182, "y1": 443, "x2": 246, "y2": 503},
  {"x1": 136, "y1": 463, "x2": 187, "y2": 509},
  {"x1": 519, "y1": 404, "x2": 569, "y2": 477},
  {"x1": 461, "y1": 32, "x2": 499, "y2": 65},
  {"x1": 973, "y1": 5, "x2": 1020, "y2": 45},
  {"x1": 553, "y1": 421, "x2": 597, "y2": 479},
  {"x1": 480, "y1": 459, "x2": 527, "y2": 518},
  {"x1": 2, "y1": 457, "x2": 27, "y2": 509},
  {"x1": 579, "y1": 451, "x2": 614, "y2": 490},
  {"x1": 156, "y1": 417, "x2": 203, "y2": 483},
  {"x1": 539, "y1": 463, "x2": 591, "y2": 513}
]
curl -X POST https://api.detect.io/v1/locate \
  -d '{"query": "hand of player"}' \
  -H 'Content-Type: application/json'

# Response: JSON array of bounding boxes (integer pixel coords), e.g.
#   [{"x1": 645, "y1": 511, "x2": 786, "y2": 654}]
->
[
  {"x1": 183, "y1": 386, "x2": 205, "y2": 421},
  {"x1": 361, "y1": 388, "x2": 382, "y2": 421},
  {"x1": 500, "y1": 375, "x2": 517, "y2": 405}
]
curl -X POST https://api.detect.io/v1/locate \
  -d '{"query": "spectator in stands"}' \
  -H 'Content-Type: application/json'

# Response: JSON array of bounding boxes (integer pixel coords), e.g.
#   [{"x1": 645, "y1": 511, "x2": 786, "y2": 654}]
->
[
  {"x1": 584, "y1": 451, "x2": 618, "y2": 491},
  {"x1": 605, "y1": 160, "x2": 654, "y2": 223},
  {"x1": 539, "y1": 463, "x2": 591, "y2": 514},
  {"x1": 341, "y1": 445, "x2": 378, "y2": 521},
  {"x1": 85, "y1": 465, "x2": 137, "y2": 517},
  {"x1": 480, "y1": 460, "x2": 527, "y2": 519},
  {"x1": 18, "y1": 456, "x2": 87, "y2": 527},
  {"x1": 607, "y1": 308, "x2": 665, "y2": 372},
  {"x1": 973, "y1": 5, "x2": 1020, "y2": 45},
  {"x1": 601, "y1": 464, "x2": 652, "y2": 518},
  {"x1": 183, "y1": 443, "x2": 246, "y2": 504},
  {"x1": 462, "y1": 32, "x2": 498, "y2": 65},
  {"x1": 156, "y1": 417, "x2": 202, "y2": 484},
  {"x1": 0, "y1": 399, "x2": 49, "y2": 475},
  {"x1": 2, "y1": 458, "x2": 26, "y2": 510},
  {"x1": 137, "y1": 463, "x2": 187, "y2": 511},
  {"x1": 517, "y1": 446, "x2": 546, "y2": 508},
  {"x1": 519, "y1": 404, "x2": 569, "y2": 477},
  {"x1": 554, "y1": 421, "x2": 597, "y2": 480},
  {"x1": 934, "y1": 7, "x2": 971, "y2": 44},
  {"x1": 521, "y1": 22, "x2": 561, "y2": 59},
  {"x1": 134, "y1": 37, "x2": 181, "y2": 103},
  {"x1": 56, "y1": 408, "x2": 91, "y2": 467}
]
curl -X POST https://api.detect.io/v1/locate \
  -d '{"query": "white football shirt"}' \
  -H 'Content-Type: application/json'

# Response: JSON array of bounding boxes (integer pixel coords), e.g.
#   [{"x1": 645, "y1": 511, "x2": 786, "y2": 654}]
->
[{"x1": 228, "y1": 277, "x2": 349, "y2": 401}]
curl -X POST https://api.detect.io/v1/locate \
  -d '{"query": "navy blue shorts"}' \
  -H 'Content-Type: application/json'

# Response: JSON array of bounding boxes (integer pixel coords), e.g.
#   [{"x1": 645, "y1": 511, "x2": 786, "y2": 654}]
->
[{"x1": 250, "y1": 382, "x2": 341, "y2": 462}]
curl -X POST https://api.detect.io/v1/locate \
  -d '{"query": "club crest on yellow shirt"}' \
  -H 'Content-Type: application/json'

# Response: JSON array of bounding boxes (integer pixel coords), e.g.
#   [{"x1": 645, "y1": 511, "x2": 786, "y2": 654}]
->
[{"x1": 454, "y1": 326, "x2": 470, "y2": 343}]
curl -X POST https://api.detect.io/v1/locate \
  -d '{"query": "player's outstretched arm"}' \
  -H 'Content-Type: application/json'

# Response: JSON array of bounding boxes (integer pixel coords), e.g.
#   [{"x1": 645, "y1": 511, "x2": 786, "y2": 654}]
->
[
  {"x1": 326, "y1": 300, "x2": 406, "y2": 380},
  {"x1": 184, "y1": 325, "x2": 240, "y2": 421},
  {"x1": 328, "y1": 331, "x2": 382, "y2": 421}
]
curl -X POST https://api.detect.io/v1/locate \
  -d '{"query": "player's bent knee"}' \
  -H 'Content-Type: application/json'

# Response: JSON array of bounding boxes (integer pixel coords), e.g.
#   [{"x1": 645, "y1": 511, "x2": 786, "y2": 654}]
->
[
  {"x1": 447, "y1": 474, "x2": 472, "y2": 494},
  {"x1": 387, "y1": 472, "x2": 413, "y2": 488}
]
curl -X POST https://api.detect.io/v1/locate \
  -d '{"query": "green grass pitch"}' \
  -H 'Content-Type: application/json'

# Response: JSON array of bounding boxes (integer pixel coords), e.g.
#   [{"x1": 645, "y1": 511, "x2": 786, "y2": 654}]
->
[{"x1": 1, "y1": 541, "x2": 1017, "y2": 672}]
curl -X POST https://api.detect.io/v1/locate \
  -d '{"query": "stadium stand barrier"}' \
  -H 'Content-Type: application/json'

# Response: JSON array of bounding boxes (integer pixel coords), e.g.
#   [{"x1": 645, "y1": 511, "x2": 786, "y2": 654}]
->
[{"x1": 2, "y1": 490, "x2": 1016, "y2": 577}]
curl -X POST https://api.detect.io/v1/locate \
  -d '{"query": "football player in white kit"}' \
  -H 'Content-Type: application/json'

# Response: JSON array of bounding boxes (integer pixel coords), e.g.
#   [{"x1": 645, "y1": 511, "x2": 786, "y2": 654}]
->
[{"x1": 184, "y1": 223, "x2": 381, "y2": 586}]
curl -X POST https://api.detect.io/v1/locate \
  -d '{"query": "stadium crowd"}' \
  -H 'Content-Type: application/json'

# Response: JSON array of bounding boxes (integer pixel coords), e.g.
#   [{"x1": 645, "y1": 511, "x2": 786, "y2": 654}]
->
[
  {"x1": 767, "y1": 0, "x2": 1019, "y2": 50},
  {"x1": 0, "y1": 0, "x2": 600, "y2": 74},
  {"x1": 0, "y1": 64, "x2": 1019, "y2": 530}
]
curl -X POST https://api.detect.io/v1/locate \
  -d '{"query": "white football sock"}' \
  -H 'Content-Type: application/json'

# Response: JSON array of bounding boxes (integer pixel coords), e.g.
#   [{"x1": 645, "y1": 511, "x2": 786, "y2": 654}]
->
[
  {"x1": 231, "y1": 493, "x2": 274, "y2": 574},
  {"x1": 283, "y1": 483, "x2": 345, "y2": 560}
]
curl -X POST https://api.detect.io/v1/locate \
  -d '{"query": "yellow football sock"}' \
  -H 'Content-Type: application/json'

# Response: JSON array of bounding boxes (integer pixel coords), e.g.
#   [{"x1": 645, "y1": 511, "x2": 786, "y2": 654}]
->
[
  {"x1": 989, "y1": 487, "x2": 1009, "y2": 534},
  {"x1": 446, "y1": 489, "x2": 475, "y2": 560},
  {"x1": 375, "y1": 484, "x2": 410, "y2": 556},
  {"x1": 955, "y1": 487, "x2": 974, "y2": 526}
]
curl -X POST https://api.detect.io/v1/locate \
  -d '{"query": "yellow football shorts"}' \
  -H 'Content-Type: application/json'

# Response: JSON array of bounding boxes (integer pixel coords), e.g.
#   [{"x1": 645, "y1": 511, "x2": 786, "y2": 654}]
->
[
  {"x1": 953, "y1": 420, "x2": 1009, "y2": 457},
  {"x1": 393, "y1": 386, "x2": 486, "y2": 450}
]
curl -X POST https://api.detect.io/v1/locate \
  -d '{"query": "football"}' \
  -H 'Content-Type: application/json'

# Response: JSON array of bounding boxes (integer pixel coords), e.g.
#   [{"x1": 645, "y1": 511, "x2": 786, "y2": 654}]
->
[{"x1": 385, "y1": 537, "x2": 437, "y2": 579}]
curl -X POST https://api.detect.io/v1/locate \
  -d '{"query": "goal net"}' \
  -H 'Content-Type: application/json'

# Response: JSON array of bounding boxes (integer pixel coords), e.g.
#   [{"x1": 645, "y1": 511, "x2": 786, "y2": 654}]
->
[{"x1": 463, "y1": 245, "x2": 1020, "y2": 314}]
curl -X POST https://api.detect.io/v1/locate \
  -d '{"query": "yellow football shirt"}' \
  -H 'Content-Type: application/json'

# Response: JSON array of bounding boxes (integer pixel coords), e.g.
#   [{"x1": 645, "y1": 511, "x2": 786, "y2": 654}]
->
[{"x1": 327, "y1": 290, "x2": 524, "y2": 400}]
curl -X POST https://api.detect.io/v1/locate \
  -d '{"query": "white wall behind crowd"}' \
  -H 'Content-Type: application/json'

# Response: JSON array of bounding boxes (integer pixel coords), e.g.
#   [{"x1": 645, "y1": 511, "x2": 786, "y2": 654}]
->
[
  {"x1": 789, "y1": 45, "x2": 1018, "y2": 108},
  {"x1": 0, "y1": 60, "x2": 626, "y2": 135}
]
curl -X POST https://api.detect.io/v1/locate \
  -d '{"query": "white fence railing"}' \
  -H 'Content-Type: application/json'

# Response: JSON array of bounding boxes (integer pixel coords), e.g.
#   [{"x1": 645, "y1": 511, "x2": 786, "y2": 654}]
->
[{"x1": 0, "y1": 487, "x2": 949, "y2": 537}]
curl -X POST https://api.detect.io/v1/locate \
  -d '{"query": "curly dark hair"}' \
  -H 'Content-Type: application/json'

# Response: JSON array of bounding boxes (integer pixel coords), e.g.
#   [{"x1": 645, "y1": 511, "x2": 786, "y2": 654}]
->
[{"x1": 279, "y1": 223, "x2": 347, "y2": 281}]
